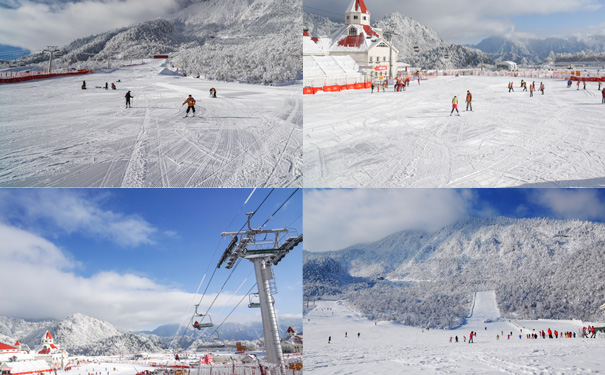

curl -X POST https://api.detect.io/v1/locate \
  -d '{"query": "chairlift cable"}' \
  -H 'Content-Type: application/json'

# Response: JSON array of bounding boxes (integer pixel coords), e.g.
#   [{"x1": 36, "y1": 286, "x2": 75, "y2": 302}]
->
[
  {"x1": 260, "y1": 188, "x2": 299, "y2": 229},
  {"x1": 207, "y1": 283, "x2": 258, "y2": 339}
]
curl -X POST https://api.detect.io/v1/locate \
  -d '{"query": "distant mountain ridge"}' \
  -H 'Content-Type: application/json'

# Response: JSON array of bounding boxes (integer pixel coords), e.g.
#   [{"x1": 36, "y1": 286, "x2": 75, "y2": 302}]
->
[
  {"x1": 304, "y1": 217, "x2": 605, "y2": 328},
  {"x1": 471, "y1": 35, "x2": 605, "y2": 64},
  {"x1": 0, "y1": 313, "x2": 302, "y2": 355}
]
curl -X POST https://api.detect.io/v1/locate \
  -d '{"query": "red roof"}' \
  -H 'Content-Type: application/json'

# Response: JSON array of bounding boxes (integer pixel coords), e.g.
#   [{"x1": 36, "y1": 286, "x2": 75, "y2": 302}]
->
[
  {"x1": 337, "y1": 33, "x2": 365, "y2": 48},
  {"x1": 45, "y1": 331, "x2": 53, "y2": 340},
  {"x1": 362, "y1": 25, "x2": 379, "y2": 38},
  {"x1": 0, "y1": 343, "x2": 17, "y2": 351},
  {"x1": 38, "y1": 348, "x2": 50, "y2": 355},
  {"x1": 349, "y1": 0, "x2": 369, "y2": 14},
  {"x1": 14, "y1": 340, "x2": 20, "y2": 346},
  {"x1": 287, "y1": 326, "x2": 296, "y2": 333},
  {"x1": 303, "y1": 30, "x2": 310, "y2": 37}
]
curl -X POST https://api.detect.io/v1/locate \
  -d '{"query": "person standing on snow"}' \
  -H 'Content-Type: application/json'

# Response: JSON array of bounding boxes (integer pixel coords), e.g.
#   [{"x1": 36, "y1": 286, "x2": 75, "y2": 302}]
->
[
  {"x1": 466, "y1": 90, "x2": 472, "y2": 111},
  {"x1": 209, "y1": 87, "x2": 217, "y2": 98},
  {"x1": 82, "y1": 80, "x2": 86, "y2": 90},
  {"x1": 183, "y1": 94, "x2": 196, "y2": 117},
  {"x1": 450, "y1": 96, "x2": 460, "y2": 116},
  {"x1": 125, "y1": 90, "x2": 133, "y2": 108},
  {"x1": 328, "y1": 336, "x2": 331, "y2": 344},
  {"x1": 602, "y1": 87, "x2": 605, "y2": 104}
]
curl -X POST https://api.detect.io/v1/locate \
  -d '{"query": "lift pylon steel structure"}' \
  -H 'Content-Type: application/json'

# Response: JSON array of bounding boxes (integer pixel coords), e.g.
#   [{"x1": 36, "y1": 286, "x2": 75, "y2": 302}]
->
[{"x1": 218, "y1": 213, "x2": 302, "y2": 375}]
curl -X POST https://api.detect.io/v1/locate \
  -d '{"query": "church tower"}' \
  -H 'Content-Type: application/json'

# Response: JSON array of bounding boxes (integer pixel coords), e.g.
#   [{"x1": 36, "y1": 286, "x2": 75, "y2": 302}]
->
[{"x1": 345, "y1": 0, "x2": 370, "y2": 27}]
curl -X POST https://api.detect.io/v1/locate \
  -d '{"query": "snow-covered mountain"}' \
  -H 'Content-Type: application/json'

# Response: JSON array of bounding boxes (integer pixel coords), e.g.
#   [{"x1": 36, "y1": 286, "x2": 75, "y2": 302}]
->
[
  {"x1": 304, "y1": 217, "x2": 605, "y2": 328},
  {"x1": 0, "y1": 313, "x2": 302, "y2": 355},
  {"x1": 140, "y1": 318, "x2": 303, "y2": 344},
  {"x1": 471, "y1": 35, "x2": 605, "y2": 65},
  {"x1": 0, "y1": 314, "x2": 164, "y2": 355},
  {"x1": 4, "y1": 0, "x2": 301, "y2": 83}
]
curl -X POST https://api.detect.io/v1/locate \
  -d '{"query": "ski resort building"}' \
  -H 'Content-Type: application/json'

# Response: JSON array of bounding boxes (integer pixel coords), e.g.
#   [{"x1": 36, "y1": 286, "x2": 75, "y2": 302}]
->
[
  {"x1": 280, "y1": 327, "x2": 303, "y2": 354},
  {"x1": 31, "y1": 332, "x2": 68, "y2": 369},
  {"x1": 303, "y1": 0, "x2": 399, "y2": 80},
  {"x1": 496, "y1": 61, "x2": 518, "y2": 71},
  {"x1": 0, "y1": 341, "x2": 52, "y2": 375}
]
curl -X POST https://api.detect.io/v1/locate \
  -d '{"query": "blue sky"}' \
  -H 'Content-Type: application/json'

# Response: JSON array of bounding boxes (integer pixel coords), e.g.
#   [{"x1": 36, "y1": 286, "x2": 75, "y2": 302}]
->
[
  {"x1": 304, "y1": 0, "x2": 605, "y2": 44},
  {"x1": 304, "y1": 189, "x2": 605, "y2": 252},
  {"x1": 0, "y1": 188, "x2": 302, "y2": 331}
]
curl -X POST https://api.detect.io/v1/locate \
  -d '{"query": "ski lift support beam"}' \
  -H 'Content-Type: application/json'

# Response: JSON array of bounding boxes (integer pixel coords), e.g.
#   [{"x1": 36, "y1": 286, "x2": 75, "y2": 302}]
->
[{"x1": 218, "y1": 212, "x2": 302, "y2": 375}]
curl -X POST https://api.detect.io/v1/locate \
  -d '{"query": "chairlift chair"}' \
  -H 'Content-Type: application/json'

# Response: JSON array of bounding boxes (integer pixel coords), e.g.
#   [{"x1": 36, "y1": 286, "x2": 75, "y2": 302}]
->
[
  {"x1": 248, "y1": 293, "x2": 261, "y2": 308},
  {"x1": 192, "y1": 304, "x2": 214, "y2": 329}
]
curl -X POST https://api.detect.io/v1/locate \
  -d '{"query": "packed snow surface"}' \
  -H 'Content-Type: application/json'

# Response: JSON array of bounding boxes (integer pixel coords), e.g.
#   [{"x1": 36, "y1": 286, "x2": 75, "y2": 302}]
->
[
  {"x1": 0, "y1": 59, "x2": 302, "y2": 187},
  {"x1": 303, "y1": 75, "x2": 605, "y2": 188},
  {"x1": 304, "y1": 295, "x2": 605, "y2": 374}
]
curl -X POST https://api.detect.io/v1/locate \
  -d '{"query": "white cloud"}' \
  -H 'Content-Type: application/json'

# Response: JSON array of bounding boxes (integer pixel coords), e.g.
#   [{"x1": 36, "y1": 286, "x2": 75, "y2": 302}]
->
[
  {"x1": 0, "y1": 190, "x2": 156, "y2": 247},
  {"x1": 0, "y1": 0, "x2": 181, "y2": 50},
  {"x1": 0, "y1": 222, "x2": 248, "y2": 330},
  {"x1": 303, "y1": 189, "x2": 473, "y2": 252},
  {"x1": 529, "y1": 189, "x2": 605, "y2": 221}
]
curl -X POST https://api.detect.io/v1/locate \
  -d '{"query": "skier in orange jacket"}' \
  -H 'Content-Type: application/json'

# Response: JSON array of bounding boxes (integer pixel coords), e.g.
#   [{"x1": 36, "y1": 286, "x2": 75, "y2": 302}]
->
[{"x1": 183, "y1": 95, "x2": 196, "y2": 117}]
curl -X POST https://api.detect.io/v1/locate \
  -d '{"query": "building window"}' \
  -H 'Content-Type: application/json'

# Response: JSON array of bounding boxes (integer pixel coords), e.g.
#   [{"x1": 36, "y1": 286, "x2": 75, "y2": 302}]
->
[
  {"x1": 347, "y1": 16, "x2": 350, "y2": 20},
  {"x1": 354, "y1": 15, "x2": 358, "y2": 19},
  {"x1": 349, "y1": 28, "x2": 357, "y2": 36},
  {"x1": 369, "y1": 57, "x2": 372, "y2": 63},
  {"x1": 384, "y1": 57, "x2": 387, "y2": 62},
  {"x1": 363, "y1": 16, "x2": 367, "y2": 20}
]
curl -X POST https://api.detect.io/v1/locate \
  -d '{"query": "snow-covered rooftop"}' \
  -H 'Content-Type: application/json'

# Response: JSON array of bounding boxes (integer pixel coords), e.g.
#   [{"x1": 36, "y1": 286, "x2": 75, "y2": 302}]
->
[{"x1": 346, "y1": 0, "x2": 369, "y2": 14}]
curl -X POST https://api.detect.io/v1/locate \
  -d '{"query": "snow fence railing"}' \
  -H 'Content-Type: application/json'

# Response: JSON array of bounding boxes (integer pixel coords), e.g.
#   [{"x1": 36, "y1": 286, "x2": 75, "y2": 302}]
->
[{"x1": 0, "y1": 69, "x2": 90, "y2": 84}]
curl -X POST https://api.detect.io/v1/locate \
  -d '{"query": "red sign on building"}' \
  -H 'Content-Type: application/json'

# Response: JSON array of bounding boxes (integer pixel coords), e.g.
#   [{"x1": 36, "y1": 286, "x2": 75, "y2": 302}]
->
[{"x1": 374, "y1": 66, "x2": 388, "y2": 71}]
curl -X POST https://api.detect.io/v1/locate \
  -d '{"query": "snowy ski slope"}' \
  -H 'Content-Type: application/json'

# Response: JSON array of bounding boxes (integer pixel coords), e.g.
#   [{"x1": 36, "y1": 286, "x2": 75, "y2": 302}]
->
[
  {"x1": 304, "y1": 295, "x2": 604, "y2": 374},
  {"x1": 0, "y1": 60, "x2": 302, "y2": 187},
  {"x1": 304, "y1": 75, "x2": 605, "y2": 188}
]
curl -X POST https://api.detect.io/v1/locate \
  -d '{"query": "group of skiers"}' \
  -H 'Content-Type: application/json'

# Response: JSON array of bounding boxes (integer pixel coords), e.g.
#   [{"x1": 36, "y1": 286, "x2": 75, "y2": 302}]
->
[
  {"x1": 80, "y1": 81, "x2": 218, "y2": 111},
  {"x1": 582, "y1": 325, "x2": 599, "y2": 338},
  {"x1": 449, "y1": 331, "x2": 476, "y2": 343},
  {"x1": 450, "y1": 90, "x2": 473, "y2": 116},
  {"x1": 327, "y1": 332, "x2": 361, "y2": 343}
]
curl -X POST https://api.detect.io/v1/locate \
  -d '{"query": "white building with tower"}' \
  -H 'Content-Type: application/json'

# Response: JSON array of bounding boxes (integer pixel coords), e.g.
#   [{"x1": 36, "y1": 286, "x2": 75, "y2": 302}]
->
[
  {"x1": 32, "y1": 331, "x2": 68, "y2": 369},
  {"x1": 303, "y1": 0, "x2": 399, "y2": 80}
]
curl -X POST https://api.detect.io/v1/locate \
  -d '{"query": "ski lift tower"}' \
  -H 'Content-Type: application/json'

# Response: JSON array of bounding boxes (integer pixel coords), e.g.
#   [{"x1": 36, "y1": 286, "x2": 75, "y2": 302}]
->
[{"x1": 218, "y1": 213, "x2": 302, "y2": 375}]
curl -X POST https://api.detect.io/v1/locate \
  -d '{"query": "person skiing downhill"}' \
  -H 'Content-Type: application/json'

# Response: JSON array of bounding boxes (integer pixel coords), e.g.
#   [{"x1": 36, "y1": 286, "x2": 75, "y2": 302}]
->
[
  {"x1": 125, "y1": 90, "x2": 133, "y2": 108},
  {"x1": 530, "y1": 84, "x2": 533, "y2": 97},
  {"x1": 209, "y1": 87, "x2": 217, "y2": 98},
  {"x1": 183, "y1": 95, "x2": 196, "y2": 117},
  {"x1": 466, "y1": 90, "x2": 472, "y2": 111},
  {"x1": 450, "y1": 96, "x2": 460, "y2": 116}
]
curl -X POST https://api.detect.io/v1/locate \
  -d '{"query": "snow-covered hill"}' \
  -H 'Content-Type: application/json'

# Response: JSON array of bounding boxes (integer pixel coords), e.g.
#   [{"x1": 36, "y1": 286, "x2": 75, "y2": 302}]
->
[
  {"x1": 304, "y1": 217, "x2": 605, "y2": 327},
  {"x1": 0, "y1": 314, "x2": 164, "y2": 355},
  {"x1": 2, "y1": 0, "x2": 302, "y2": 83},
  {"x1": 471, "y1": 35, "x2": 605, "y2": 65},
  {"x1": 304, "y1": 299, "x2": 605, "y2": 374},
  {"x1": 0, "y1": 313, "x2": 302, "y2": 355}
]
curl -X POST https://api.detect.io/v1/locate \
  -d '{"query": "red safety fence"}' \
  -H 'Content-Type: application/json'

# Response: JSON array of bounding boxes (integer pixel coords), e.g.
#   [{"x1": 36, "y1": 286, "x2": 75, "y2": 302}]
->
[
  {"x1": 0, "y1": 69, "x2": 90, "y2": 84},
  {"x1": 570, "y1": 76, "x2": 604, "y2": 82}
]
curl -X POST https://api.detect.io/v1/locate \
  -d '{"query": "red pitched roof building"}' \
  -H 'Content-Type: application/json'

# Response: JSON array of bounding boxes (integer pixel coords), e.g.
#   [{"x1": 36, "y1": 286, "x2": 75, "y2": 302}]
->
[
  {"x1": 32, "y1": 331, "x2": 68, "y2": 369},
  {"x1": 303, "y1": 0, "x2": 399, "y2": 79}
]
